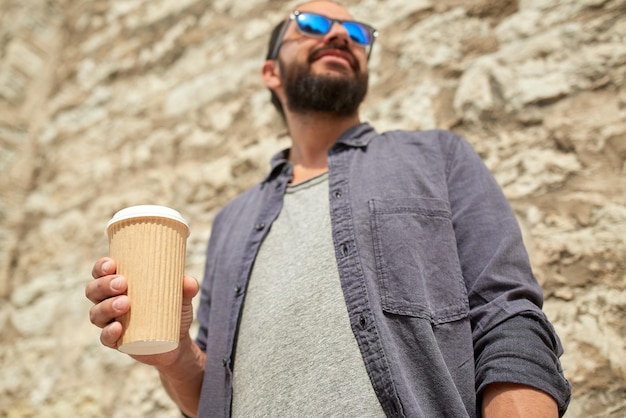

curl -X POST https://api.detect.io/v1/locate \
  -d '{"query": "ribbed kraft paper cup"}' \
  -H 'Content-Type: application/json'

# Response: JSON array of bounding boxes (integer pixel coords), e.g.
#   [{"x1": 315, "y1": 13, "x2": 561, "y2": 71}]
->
[{"x1": 106, "y1": 205, "x2": 190, "y2": 355}]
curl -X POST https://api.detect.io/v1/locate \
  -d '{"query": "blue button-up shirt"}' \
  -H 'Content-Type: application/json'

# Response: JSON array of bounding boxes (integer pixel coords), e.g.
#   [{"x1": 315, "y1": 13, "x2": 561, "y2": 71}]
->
[{"x1": 195, "y1": 123, "x2": 571, "y2": 417}]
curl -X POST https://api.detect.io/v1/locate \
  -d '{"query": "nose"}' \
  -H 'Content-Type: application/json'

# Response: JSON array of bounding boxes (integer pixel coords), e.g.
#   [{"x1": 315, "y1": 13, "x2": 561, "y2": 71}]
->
[{"x1": 324, "y1": 21, "x2": 351, "y2": 46}]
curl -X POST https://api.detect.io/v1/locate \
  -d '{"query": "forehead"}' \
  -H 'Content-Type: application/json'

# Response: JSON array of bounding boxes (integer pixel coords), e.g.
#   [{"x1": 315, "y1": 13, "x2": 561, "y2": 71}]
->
[{"x1": 293, "y1": 1, "x2": 355, "y2": 20}]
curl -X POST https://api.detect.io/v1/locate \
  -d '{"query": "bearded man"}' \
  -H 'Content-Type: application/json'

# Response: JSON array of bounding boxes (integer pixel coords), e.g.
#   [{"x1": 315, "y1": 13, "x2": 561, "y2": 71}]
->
[{"x1": 86, "y1": 1, "x2": 571, "y2": 417}]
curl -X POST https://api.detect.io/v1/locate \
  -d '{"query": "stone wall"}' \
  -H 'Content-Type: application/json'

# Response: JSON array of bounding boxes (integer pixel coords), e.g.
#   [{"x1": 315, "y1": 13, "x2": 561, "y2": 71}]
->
[{"x1": 1, "y1": 0, "x2": 624, "y2": 416}]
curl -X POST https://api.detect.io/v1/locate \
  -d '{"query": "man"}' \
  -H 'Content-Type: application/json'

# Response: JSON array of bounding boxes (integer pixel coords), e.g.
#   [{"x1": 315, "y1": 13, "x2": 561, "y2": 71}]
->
[{"x1": 86, "y1": 1, "x2": 571, "y2": 417}]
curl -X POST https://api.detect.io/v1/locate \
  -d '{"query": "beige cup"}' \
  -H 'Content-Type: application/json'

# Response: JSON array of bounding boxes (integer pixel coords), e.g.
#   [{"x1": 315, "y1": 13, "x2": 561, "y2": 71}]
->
[{"x1": 106, "y1": 205, "x2": 189, "y2": 355}]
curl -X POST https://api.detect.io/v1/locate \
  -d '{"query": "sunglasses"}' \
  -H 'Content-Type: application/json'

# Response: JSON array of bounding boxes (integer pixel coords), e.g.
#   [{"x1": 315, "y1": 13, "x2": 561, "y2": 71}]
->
[{"x1": 269, "y1": 11, "x2": 378, "y2": 60}]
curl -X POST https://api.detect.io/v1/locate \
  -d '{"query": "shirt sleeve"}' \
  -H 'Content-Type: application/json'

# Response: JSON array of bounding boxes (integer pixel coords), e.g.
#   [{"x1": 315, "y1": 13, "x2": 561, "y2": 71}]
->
[
  {"x1": 195, "y1": 237, "x2": 213, "y2": 352},
  {"x1": 442, "y1": 132, "x2": 571, "y2": 415},
  {"x1": 194, "y1": 209, "x2": 226, "y2": 353}
]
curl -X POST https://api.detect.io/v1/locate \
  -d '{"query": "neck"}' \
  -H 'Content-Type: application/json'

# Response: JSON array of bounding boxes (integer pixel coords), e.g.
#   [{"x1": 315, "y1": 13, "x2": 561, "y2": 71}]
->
[{"x1": 285, "y1": 110, "x2": 361, "y2": 184}]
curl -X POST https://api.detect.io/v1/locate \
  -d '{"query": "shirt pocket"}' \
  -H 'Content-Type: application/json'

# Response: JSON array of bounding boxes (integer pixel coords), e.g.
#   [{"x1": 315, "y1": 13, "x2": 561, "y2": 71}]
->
[{"x1": 369, "y1": 197, "x2": 469, "y2": 324}]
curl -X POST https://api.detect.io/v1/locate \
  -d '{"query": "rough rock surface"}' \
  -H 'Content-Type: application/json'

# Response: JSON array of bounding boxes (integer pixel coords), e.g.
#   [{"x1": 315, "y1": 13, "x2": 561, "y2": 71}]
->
[{"x1": 1, "y1": 0, "x2": 625, "y2": 417}]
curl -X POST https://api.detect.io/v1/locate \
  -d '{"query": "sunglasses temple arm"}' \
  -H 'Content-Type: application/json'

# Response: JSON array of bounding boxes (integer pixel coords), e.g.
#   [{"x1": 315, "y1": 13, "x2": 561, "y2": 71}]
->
[
  {"x1": 366, "y1": 30, "x2": 378, "y2": 61},
  {"x1": 269, "y1": 18, "x2": 291, "y2": 60}
]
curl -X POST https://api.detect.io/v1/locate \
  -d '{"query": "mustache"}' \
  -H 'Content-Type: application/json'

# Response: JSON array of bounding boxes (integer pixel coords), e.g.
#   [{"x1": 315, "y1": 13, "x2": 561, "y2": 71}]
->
[{"x1": 308, "y1": 43, "x2": 360, "y2": 72}]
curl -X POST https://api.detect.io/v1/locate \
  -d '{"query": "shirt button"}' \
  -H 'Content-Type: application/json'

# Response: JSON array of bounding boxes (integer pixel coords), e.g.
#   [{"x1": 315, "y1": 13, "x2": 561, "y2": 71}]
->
[
  {"x1": 359, "y1": 314, "x2": 367, "y2": 329},
  {"x1": 222, "y1": 358, "x2": 229, "y2": 367},
  {"x1": 255, "y1": 223, "x2": 265, "y2": 231},
  {"x1": 334, "y1": 190, "x2": 342, "y2": 199},
  {"x1": 341, "y1": 243, "x2": 349, "y2": 257},
  {"x1": 235, "y1": 285, "x2": 242, "y2": 294}
]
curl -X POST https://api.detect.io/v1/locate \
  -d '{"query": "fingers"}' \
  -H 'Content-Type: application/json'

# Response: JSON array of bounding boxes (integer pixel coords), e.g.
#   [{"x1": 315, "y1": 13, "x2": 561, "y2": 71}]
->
[
  {"x1": 87, "y1": 257, "x2": 125, "y2": 305},
  {"x1": 92, "y1": 257, "x2": 116, "y2": 279},
  {"x1": 89, "y1": 294, "x2": 129, "y2": 328},
  {"x1": 85, "y1": 272, "x2": 127, "y2": 305},
  {"x1": 87, "y1": 257, "x2": 128, "y2": 332},
  {"x1": 100, "y1": 321, "x2": 123, "y2": 349}
]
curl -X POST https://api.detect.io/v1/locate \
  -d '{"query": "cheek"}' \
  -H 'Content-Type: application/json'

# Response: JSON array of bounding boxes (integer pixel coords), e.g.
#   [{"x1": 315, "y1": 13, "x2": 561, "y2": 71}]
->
[
  {"x1": 355, "y1": 47, "x2": 368, "y2": 65},
  {"x1": 280, "y1": 45, "x2": 309, "y2": 70}
]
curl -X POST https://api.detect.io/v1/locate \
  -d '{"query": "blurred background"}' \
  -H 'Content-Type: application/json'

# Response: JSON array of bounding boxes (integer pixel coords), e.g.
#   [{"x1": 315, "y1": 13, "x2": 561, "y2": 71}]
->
[{"x1": 0, "y1": 0, "x2": 624, "y2": 416}]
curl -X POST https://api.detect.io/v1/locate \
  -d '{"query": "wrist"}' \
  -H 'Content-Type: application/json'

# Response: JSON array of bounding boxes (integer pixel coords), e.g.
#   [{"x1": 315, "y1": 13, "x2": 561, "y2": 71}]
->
[
  {"x1": 156, "y1": 335, "x2": 204, "y2": 381},
  {"x1": 155, "y1": 334, "x2": 205, "y2": 417}
]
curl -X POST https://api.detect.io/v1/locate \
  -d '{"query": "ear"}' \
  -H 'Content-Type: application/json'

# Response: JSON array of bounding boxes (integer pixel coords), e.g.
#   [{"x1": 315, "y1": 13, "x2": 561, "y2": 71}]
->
[{"x1": 262, "y1": 59, "x2": 281, "y2": 90}]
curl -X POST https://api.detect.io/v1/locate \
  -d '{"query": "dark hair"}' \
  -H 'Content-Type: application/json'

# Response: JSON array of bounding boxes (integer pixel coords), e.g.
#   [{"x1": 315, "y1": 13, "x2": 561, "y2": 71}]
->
[{"x1": 266, "y1": 19, "x2": 288, "y2": 121}]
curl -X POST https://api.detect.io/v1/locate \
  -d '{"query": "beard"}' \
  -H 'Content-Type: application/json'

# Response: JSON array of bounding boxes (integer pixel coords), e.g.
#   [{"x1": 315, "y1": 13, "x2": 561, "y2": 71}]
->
[{"x1": 279, "y1": 45, "x2": 369, "y2": 117}]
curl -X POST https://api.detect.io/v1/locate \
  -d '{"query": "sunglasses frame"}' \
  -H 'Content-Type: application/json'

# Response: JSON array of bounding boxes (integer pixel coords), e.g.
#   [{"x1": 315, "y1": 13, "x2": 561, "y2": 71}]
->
[{"x1": 268, "y1": 10, "x2": 378, "y2": 61}]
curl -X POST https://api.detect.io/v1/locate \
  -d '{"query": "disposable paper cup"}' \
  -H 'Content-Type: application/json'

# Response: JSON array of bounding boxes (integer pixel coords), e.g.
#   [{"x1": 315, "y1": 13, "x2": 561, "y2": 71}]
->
[{"x1": 106, "y1": 205, "x2": 189, "y2": 355}]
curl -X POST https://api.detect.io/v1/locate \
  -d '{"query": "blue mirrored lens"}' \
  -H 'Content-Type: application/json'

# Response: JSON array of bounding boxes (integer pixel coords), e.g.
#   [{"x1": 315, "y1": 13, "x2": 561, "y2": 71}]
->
[
  {"x1": 342, "y1": 22, "x2": 371, "y2": 45},
  {"x1": 296, "y1": 13, "x2": 331, "y2": 36}
]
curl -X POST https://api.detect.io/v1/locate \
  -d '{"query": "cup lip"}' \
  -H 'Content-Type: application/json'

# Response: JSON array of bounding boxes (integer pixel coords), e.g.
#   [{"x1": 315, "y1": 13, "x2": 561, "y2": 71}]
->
[{"x1": 106, "y1": 205, "x2": 189, "y2": 231}]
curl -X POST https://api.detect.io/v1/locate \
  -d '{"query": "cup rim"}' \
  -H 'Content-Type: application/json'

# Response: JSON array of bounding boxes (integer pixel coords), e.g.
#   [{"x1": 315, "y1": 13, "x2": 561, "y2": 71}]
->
[{"x1": 106, "y1": 205, "x2": 189, "y2": 231}]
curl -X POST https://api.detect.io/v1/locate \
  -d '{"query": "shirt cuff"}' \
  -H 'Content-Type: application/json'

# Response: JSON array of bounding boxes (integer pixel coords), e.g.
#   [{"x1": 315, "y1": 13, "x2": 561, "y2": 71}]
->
[{"x1": 474, "y1": 313, "x2": 572, "y2": 416}]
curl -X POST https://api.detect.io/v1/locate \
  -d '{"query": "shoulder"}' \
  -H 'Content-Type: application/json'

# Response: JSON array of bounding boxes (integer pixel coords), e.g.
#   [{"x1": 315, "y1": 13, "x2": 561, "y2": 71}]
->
[
  {"x1": 219, "y1": 182, "x2": 262, "y2": 212},
  {"x1": 366, "y1": 128, "x2": 475, "y2": 160},
  {"x1": 212, "y1": 183, "x2": 263, "y2": 230},
  {"x1": 386, "y1": 128, "x2": 464, "y2": 143}
]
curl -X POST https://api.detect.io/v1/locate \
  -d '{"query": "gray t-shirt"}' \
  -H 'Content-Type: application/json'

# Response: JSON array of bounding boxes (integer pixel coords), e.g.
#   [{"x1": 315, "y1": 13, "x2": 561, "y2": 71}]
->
[{"x1": 231, "y1": 173, "x2": 385, "y2": 417}]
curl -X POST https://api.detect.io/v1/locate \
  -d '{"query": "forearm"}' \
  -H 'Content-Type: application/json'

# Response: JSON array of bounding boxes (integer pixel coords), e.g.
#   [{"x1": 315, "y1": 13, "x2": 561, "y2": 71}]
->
[
  {"x1": 482, "y1": 382, "x2": 558, "y2": 418},
  {"x1": 157, "y1": 336, "x2": 206, "y2": 417}
]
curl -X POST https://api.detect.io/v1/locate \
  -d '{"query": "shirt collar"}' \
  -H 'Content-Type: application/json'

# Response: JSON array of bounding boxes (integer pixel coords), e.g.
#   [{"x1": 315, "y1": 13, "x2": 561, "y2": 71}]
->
[
  {"x1": 334, "y1": 122, "x2": 377, "y2": 147},
  {"x1": 263, "y1": 122, "x2": 377, "y2": 184}
]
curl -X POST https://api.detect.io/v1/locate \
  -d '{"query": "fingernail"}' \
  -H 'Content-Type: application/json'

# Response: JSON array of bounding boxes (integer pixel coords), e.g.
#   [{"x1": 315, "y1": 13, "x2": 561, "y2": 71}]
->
[
  {"x1": 102, "y1": 260, "x2": 113, "y2": 273},
  {"x1": 112, "y1": 297, "x2": 126, "y2": 311},
  {"x1": 110, "y1": 277, "x2": 122, "y2": 291}
]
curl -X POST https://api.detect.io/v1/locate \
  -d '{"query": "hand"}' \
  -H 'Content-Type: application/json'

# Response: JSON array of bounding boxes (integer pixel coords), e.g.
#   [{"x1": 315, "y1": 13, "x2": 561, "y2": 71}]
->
[{"x1": 86, "y1": 257, "x2": 200, "y2": 367}]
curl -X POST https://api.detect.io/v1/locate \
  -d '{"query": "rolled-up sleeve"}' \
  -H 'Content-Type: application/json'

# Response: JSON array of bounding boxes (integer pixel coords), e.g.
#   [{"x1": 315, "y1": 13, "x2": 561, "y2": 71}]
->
[{"x1": 443, "y1": 133, "x2": 571, "y2": 415}]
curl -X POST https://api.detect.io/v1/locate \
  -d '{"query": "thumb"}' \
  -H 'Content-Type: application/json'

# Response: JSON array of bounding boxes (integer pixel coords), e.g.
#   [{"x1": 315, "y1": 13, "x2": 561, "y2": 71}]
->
[{"x1": 182, "y1": 275, "x2": 200, "y2": 303}]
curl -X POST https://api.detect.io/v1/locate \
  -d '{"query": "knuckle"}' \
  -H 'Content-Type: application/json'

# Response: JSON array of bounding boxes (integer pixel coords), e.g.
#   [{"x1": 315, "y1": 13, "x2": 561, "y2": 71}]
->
[
  {"x1": 89, "y1": 300, "x2": 114, "y2": 328},
  {"x1": 85, "y1": 278, "x2": 108, "y2": 304},
  {"x1": 100, "y1": 330, "x2": 113, "y2": 348},
  {"x1": 88, "y1": 306, "x2": 100, "y2": 326},
  {"x1": 100, "y1": 324, "x2": 120, "y2": 349},
  {"x1": 91, "y1": 263, "x2": 101, "y2": 279}
]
